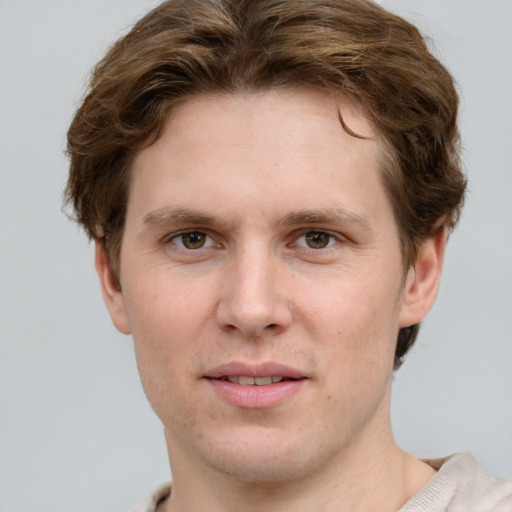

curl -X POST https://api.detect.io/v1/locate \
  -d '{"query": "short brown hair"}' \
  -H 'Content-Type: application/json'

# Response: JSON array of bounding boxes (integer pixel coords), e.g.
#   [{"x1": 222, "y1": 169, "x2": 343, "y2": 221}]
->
[{"x1": 65, "y1": 0, "x2": 466, "y2": 368}]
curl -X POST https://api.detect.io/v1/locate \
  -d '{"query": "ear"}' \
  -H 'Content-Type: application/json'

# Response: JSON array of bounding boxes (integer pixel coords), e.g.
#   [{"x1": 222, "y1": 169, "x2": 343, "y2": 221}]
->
[
  {"x1": 94, "y1": 239, "x2": 131, "y2": 335},
  {"x1": 398, "y1": 227, "x2": 447, "y2": 328}
]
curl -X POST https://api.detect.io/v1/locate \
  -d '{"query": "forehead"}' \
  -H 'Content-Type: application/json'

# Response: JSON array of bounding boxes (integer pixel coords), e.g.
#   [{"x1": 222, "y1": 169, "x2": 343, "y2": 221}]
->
[
  {"x1": 128, "y1": 89, "x2": 392, "y2": 231},
  {"x1": 149, "y1": 89, "x2": 378, "y2": 168}
]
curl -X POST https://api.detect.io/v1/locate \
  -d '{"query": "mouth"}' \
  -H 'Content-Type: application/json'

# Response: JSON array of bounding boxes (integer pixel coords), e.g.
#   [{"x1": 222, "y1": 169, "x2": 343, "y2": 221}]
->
[
  {"x1": 204, "y1": 363, "x2": 307, "y2": 408},
  {"x1": 205, "y1": 362, "x2": 306, "y2": 383},
  {"x1": 215, "y1": 375, "x2": 299, "y2": 386}
]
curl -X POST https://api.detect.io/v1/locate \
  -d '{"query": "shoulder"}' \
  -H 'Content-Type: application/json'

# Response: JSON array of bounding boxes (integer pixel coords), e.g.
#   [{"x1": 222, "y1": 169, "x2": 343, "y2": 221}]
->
[
  {"x1": 127, "y1": 482, "x2": 171, "y2": 512},
  {"x1": 400, "y1": 453, "x2": 512, "y2": 512},
  {"x1": 443, "y1": 453, "x2": 512, "y2": 512}
]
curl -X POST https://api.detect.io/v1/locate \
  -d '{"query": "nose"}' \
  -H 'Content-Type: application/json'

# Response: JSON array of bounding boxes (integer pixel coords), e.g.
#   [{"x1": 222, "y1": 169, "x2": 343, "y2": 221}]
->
[{"x1": 216, "y1": 246, "x2": 293, "y2": 338}]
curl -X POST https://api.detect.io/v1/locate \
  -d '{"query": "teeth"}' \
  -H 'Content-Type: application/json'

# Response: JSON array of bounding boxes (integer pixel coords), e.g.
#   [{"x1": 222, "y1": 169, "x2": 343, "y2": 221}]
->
[
  {"x1": 226, "y1": 376, "x2": 284, "y2": 386},
  {"x1": 255, "y1": 376, "x2": 272, "y2": 386}
]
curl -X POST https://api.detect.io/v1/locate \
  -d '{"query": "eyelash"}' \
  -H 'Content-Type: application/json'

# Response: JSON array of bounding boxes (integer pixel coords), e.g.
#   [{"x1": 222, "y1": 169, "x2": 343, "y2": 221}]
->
[
  {"x1": 166, "y1": 230, "x2": 217, "y2": 250},
  {"x1": 292, "y1": 230, "x2": 339, "y2": 250},
  {"x1": 165, "y1": 229, "x2": 343, "y2": 253}
]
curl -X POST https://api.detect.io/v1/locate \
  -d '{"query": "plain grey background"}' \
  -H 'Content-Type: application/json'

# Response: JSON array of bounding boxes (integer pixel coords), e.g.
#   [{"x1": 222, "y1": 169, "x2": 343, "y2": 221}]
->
[{"x1": 1, "y1": 1, "x2": 511, "y2": 510}]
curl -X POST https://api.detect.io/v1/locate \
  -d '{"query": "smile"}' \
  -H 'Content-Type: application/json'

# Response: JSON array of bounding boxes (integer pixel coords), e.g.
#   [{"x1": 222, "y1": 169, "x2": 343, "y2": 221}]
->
[
  {"x1": 206, "y1": 363, "x2": 307, "y2": 408},
  {"x1": 221, "y1": 376, "x2": 289, "y2": 385}
]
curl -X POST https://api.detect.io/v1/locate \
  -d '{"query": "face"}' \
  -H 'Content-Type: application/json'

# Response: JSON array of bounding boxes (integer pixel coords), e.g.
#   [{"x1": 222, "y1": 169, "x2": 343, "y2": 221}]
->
[{"x1": 98, "y1": 89, "x2": 441, "y2": 483}]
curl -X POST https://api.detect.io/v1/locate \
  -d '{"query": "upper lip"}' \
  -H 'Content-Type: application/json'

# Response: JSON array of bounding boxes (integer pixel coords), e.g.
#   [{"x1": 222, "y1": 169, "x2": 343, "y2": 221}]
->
[{"x1": 205, "y1": 362, "x2": 307, "y2": 380}]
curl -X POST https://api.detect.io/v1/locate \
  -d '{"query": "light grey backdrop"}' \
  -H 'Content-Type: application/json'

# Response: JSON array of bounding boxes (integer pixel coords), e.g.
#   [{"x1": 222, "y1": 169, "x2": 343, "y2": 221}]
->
[{"x1": 1, "y1": 1, "x2": 511, "y2": 510}]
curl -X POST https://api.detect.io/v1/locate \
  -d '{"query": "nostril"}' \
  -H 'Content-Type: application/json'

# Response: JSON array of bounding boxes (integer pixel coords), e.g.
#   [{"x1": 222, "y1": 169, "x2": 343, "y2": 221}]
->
[{"x1": 267, "y1": 324, "x2": 278, "y2": 329}]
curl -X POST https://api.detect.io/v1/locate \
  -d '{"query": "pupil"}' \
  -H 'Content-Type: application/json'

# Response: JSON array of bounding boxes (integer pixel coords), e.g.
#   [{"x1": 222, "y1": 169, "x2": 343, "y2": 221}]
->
[
  {"x1": 183, "y1": 232, "x2": 205, "y2": 249},
  {"x1": 306, "y1": 232, "x2": 329, "y2": 248}
]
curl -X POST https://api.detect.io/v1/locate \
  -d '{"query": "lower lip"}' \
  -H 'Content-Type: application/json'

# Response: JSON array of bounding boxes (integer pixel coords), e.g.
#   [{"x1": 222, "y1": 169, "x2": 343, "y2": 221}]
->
[{"x1": 206, "y1": 379, "x2": 306, "y2": 409}]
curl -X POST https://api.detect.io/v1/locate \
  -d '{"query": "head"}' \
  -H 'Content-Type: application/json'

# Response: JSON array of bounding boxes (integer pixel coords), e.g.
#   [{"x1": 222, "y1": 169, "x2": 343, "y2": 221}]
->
[{"x1": 65, "y1": 0, "x2": 465, "y2": 368}]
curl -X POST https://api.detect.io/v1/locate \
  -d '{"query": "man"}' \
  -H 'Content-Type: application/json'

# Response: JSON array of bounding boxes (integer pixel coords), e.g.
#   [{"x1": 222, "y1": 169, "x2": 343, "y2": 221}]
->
[{"x1": 65, "y1": 0, "x2": 512, "y2": 510}]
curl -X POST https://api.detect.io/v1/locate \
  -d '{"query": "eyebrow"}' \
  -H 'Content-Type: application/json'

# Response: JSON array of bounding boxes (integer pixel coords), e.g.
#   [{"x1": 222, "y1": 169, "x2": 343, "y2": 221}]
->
[
  {"x1": 141, "y1": 207, "x2": 220, "y2": 230},
  {"x1": 140, "y1": 206, "x2": 372, "y2": 233},
  {"x1": 279, "y1": 208, "x2": 373, "y2": 231}
]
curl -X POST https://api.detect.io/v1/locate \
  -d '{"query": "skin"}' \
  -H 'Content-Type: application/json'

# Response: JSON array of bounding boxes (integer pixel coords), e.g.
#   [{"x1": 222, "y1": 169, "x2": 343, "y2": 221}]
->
[{"x1": 96, "y1": 89, "x2": 445, "y2": 511}]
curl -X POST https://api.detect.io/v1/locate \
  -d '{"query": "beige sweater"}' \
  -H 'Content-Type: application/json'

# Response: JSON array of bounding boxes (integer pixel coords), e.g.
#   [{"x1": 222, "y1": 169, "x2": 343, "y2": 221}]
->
[
  {"x1": 130, "y1": 453, "x2": 512, "y2": 512},
  {"x1": 398, "y1": 453, "x2": 512, "y2": 511}
]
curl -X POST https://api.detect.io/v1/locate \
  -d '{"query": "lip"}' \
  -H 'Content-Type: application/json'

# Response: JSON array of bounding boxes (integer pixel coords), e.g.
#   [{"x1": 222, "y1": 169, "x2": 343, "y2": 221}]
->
[
  {"x1": 205, "y1": 362, "x2": 306, "y2": 380},
  {"x1": 204, "y1": 361, "x2": 307, "y2": 409}
]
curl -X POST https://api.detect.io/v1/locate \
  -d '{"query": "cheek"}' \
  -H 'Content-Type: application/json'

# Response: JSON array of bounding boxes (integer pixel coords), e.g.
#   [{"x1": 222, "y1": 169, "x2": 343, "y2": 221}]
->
[
  {"x1": 319, "y1": 283, "x2": 398, "y2": 414},
  {"x1": 125, "y1": 284, "x2": 209, "y2": 431},
  {"x1": 124, "y1": 267, "x2": 214, "y2": 340},
  {"x1": 306, "y1": 274, "x2": 400, "y2": 382},
  {"x1": 306, "y1": 271, "x2": 401, "y2": 337},
  {"x1": 121, "y1": 272, "x2": 210, "y2": 392}
]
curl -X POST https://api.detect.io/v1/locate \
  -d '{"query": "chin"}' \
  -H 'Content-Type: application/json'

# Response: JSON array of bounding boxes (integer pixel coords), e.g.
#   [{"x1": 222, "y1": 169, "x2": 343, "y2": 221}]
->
[
  {"x1": 195, "y1": 429, "x2": 328, "y2": 484},
  {"x1": 207, "y1": 451, "x2": 311, "y2": 483}
]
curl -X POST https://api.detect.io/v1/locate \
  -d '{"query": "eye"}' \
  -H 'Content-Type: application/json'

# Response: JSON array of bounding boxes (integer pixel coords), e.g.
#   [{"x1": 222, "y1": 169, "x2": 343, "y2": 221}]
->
[
  {"x1": 296, "y1": 231, "x2": 337, "y2": 249},
  {"x1": 170, "y1": 231, "x2": 214, "y2": 250}
]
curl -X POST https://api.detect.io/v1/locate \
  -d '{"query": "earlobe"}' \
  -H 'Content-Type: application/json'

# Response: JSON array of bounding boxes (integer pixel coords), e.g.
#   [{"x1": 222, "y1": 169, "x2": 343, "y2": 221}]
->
[
  {"x1": 398, "y1": 227, "x2": 447, "y2": 328},
  {"x1": 94, "y1": 239, "x2": 132, "y2": 335}
]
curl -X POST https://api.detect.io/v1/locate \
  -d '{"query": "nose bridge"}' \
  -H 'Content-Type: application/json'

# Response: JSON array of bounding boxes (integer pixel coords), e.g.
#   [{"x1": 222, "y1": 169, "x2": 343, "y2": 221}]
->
[{"x1": 217, "y1": 239, "x2": 291, "y2": 336}]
